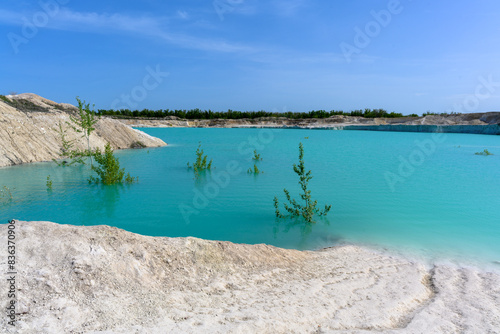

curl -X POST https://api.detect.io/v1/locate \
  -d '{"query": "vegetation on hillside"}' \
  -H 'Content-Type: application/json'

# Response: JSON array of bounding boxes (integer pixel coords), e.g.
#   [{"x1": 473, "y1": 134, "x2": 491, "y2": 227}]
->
[
  {"x1": 0, "y1": 95, "x2": 50, "y2": 112},
  {"x1": 53, "y1": 97, "x2": 137, "y2": 185}
]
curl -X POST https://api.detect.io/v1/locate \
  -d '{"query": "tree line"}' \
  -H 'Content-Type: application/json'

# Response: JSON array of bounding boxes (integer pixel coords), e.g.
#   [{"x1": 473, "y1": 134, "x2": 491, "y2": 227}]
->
[{"x1": 96, "y1": 108, "x2": 414, "y2": 120}]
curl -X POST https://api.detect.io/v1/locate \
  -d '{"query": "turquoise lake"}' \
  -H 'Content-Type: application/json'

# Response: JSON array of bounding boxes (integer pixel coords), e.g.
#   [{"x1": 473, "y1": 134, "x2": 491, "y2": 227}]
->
[{"x1": 1, "y1": 128, "x2": 499, "y2": 268}]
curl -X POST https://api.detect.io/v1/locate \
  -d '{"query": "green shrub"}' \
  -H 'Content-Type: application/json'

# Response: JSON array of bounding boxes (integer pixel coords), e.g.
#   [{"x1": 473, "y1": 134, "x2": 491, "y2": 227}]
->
[
  {"x1": 0, "y1": 95, "x2": 10, "y2": 104},
  {"x1": 88, "y1": 143, "x2": 137, "y2": 185},
  {"x1": 187, "y1": 142, "x2": 213, "y2": 178}
]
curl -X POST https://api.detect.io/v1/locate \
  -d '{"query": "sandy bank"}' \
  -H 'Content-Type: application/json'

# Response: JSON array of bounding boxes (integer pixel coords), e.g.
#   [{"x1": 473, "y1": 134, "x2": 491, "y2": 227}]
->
[
  {"x1": 0, "y1": 94, "x2": 166, "y2": 167},
  {"x1": 1, "y1": 221, "x2": 499, "y2": 333}
]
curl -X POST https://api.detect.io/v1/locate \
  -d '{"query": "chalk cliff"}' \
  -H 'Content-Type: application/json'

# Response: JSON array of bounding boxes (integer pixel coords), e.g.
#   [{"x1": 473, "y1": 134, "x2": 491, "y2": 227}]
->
[{"x1": 0, "y1": 94, "x2": 166, "y2": 167}]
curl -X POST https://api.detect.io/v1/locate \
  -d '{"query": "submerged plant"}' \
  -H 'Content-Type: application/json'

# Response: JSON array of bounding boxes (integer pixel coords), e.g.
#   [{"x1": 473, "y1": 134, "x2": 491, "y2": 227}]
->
[
  {"x1": 88, "y1": 143, "x2": 137, "y2": 185},
  {"x1": 248, "y1": 150, "x2": 263, "y2": 174},
  {"x1": 274, "y1": 142, "x2": 331, "y2": 223},
  {"x1": 0, "y1": 186, "x2": 13, "y2": 202},
  {"x1": 187, "y1": 142, "x2": 213, "y2": 178},
  {"x1": 46, "y1": 175, "x2": 53, "y2": 190},
  {"x1": 252, "y1": 150, "x2": 262, "y2": 161},
  {"x1": 247, "y1": 164, "x2": 262, "y2": 174},
  {"x1": 475, "y1": 149, "x2": 493, "y2": 156}
]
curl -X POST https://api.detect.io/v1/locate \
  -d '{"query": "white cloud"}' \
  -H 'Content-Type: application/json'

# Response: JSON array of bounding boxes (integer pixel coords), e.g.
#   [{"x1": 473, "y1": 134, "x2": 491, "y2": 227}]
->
[
  {"x1": 272, "y1": 0, "x2": 306, "y2": 17},
  {"x1": 0, "y1": 8, "x2": 254, "y2": 53},
  {"x1": 54, "y1": 9, "x2": 161, "y2": 33},
  {"x1": 177, "y1": 10, "x2": 189, "y2": 20},
  {"x1": 0, "y1": 9, "x2": 23, "y2": 25}
]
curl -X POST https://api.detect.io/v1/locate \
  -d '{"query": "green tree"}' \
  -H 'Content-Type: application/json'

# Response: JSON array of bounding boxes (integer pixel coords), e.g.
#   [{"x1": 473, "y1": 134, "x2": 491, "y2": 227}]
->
[
  {"x1": 53, "y1": 121, "x2": 88, "y2": 166},
  {"x1": 274, "y1": 142, "x2": 331, "y2": 223},
  {"x1": 70, "y1": 97, "x2": 100, "y2": 165}
]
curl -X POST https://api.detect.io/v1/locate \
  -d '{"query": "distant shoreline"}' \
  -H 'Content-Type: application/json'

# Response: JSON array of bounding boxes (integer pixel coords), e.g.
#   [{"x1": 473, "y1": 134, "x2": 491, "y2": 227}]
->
[{"x1": 117, "y1": 113, "x2": 500, "y2": 135}]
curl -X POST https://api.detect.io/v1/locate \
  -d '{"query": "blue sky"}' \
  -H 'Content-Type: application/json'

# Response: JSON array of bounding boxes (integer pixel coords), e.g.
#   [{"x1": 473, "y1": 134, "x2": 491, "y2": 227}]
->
[{"x1": 1, "y1": 0, "x2": 500, "y2": 114}]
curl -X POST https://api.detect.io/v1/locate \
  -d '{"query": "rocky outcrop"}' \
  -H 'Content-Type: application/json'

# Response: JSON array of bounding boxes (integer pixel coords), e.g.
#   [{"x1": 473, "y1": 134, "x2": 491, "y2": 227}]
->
[
  {"x1": 0, "y1": 94, "x2": 166, "y2": 167},
  {"x1": 1, "y1": 220, "x2": 499, "y2": 333},
  {"x1": 118, "y1": 115, "x2": 381, "y2": 128}
]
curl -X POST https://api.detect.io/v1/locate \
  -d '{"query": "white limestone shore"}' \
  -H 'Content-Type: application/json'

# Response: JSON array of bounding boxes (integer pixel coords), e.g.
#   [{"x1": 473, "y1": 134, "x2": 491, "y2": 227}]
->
[{"x1": 1, "y1": 221, "x2": 499, "y2": 333}]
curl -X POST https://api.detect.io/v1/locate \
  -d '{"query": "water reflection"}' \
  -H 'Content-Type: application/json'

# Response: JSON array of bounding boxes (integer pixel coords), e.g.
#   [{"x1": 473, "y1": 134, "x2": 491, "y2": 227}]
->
[
  {"x1": 81, "y1": 184, "x2": 122, "y2": 222},
  {"x1": 273, "y1": 216, "x2": 338, "y2": 249},
  {"x1": 0, "y1": 186, "x2": 14, "y2": 208}
]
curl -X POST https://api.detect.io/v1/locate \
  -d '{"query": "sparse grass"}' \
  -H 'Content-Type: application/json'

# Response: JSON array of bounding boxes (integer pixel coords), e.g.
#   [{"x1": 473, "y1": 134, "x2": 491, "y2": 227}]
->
[
  {"x1": 130, "y1": 141, "x2": 146, "y2": 149},
  {"x1": 0, "y1": 95, "x2": 49, "y2": 112},
  {"x1": 0, "y1": 95, "x2": 11, "y2": 104},
  {"x1": 46, "y1": 101, "x2": 74, "y2": 113}
]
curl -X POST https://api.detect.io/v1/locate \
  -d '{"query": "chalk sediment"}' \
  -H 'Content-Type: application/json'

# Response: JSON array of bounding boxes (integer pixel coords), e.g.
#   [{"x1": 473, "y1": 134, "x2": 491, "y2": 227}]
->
[{"x1": 1, "y1": 221, "x2": 498, "y2": 333}]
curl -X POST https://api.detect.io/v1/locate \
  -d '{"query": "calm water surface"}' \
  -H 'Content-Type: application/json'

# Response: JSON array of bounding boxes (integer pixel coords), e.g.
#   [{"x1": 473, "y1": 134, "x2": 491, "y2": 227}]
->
[{"x1": 1, "y1": 128, "x2": 499, "y2": 267}]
